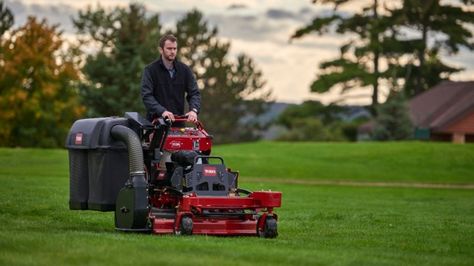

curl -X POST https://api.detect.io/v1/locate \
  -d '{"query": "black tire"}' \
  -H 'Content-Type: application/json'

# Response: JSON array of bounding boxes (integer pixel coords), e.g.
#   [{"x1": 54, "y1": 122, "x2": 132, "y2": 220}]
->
[
  {"x1": 258, "y1": 216, "x2": 278, "y2": 238},
  {"x1": 180, "y1": 216, "x2": 193, "y2": 235}
]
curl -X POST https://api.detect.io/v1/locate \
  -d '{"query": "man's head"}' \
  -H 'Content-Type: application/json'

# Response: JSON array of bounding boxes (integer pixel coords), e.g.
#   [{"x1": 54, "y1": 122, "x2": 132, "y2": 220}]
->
[{"x1": 159, "y1": 34, "x2": 178, "y2": 63}]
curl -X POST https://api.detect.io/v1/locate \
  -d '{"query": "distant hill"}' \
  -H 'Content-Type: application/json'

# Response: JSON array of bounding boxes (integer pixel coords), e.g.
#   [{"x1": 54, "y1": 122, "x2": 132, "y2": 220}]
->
[
  {"x1": 336, "y1": 105, "x2": 371, "y2": 122},
  {"x1": 257, "y1": 102, "x2": 293, "y2": 124}
]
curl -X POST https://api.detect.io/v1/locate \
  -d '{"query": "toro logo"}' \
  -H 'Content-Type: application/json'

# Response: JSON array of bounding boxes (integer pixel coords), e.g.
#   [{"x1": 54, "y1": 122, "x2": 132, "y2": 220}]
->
[
  {"x1": 170, "y1": 140, "x2": 182, "y2": 149},
  {"x1": 75, "y1": 132, "x2": 83, "y2": 145},
  {"x1": 203, "y1": 166, "x2": 217, "y2": 176}
]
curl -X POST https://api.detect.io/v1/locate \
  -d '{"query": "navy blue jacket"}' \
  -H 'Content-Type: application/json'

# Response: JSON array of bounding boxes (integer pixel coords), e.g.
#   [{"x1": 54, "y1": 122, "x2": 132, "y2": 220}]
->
[{"x1": 141, "y1": 58, "x2": 201, "y2": 119}]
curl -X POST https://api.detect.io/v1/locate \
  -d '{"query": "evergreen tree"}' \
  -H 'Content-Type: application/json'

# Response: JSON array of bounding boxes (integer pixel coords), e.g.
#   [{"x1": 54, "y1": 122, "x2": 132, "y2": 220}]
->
[
  {"x1": 389, "y1": 0, "x2": 474, "y2": 96},
  {"x1": 73, "y1": 3, "x2": 161, "y2": 117},
  {"x1": 291, "y1": 0, "x2": 391, "y2": 110},
  {"x1": 0, "y1": 17, "x2": 83, "y2": 147},
  {"x1": 292, "y1": 0, "x2": 473, "y2": 107}
]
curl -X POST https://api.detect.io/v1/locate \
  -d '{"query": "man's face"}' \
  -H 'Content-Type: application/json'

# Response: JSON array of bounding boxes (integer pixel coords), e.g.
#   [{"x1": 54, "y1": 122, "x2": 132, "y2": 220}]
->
[{"x1": 160, "y1": 40, "x2": 177, "y2": 62}]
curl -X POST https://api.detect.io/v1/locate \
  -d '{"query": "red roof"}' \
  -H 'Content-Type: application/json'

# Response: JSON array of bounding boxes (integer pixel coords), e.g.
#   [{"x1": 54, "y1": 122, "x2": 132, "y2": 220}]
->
[{"x1": 409, "y1": 81, "x2": 474, "y2": 131}]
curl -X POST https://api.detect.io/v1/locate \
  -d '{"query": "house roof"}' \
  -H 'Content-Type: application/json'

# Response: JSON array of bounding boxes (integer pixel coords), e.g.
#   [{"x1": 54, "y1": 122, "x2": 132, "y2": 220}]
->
[{"x1": 409, "y1": 81, "x2": 474, "y2": 131}]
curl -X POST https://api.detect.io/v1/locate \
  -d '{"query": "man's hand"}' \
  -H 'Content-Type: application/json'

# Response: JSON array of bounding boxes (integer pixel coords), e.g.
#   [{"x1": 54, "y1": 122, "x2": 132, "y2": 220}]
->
[
  {"x1": 185, "y1": 110, "x2": 198, "y2": 123},
  {"x1": 162, "y1": 111, "x2": 175, "y2": 122}
]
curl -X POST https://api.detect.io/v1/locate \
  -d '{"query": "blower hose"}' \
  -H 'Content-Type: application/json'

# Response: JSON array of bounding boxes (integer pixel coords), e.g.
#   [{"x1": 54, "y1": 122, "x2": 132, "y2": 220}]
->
[{"x1": 110, "y1": 125, "x2": 145, "y2": 184}]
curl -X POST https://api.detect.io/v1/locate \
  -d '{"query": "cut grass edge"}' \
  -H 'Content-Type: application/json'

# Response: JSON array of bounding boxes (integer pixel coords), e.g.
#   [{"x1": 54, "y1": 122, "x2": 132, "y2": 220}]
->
[{"x1": 244, "y1": 177, "x2": 474, "y2": 190}]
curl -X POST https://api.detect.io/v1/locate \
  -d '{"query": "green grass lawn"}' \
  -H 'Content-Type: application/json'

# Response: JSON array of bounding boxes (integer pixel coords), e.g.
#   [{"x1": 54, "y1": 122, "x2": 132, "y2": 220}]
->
[
  {"x1": 0, "y1": 143, "x2": 473, "y2": 265},
  {"x1": 213, "y1": 141, "x2": 474, "y2": 184}
]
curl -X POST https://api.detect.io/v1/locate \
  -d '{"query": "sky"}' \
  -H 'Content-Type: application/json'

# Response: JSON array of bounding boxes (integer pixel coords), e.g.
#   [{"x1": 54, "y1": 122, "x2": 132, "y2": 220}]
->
[{"x1": 5, "y1": 0, "x2": 474, "y2": 105}]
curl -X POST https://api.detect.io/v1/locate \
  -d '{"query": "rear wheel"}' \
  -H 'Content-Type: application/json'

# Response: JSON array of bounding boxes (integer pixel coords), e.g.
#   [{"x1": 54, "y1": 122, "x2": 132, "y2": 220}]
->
[{"x1": 180, "y1": 216, "x2": 193, "y2": 235}]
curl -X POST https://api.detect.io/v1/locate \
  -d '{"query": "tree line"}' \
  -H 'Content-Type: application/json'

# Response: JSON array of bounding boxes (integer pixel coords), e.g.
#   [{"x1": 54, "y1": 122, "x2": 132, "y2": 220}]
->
[
  {"x1": 292, "y1": 0, "x2": 473, "y2": 109},
  {"x1": 279, "y1": 0, "x2": 473, "y2": 141},
  {"x1": 0, "y1": 2, "x2": 270, "y2": 147},
  {"x1": 0, "y1": 1, "x2": 473, "y2": 146}
]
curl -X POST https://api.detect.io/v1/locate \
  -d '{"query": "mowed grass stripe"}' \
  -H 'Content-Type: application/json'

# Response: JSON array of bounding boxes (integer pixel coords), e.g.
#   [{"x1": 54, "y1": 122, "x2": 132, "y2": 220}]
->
[
  {"x1": 245, "y1": 178, "x2": 474, "y2": 189},
  {"x1": 213, "y1": 141, "x2": 474, "y2": 184},
  {"x1": 2, "y1": 141, "x2": 473, "y2": 184}
]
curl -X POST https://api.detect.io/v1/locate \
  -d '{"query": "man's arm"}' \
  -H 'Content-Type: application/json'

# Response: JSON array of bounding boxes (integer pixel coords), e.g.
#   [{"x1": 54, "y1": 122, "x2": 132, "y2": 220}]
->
[
  {"x1": 141, "y1": 67, "x2": 166, "y2": 118},
  {"x1": 185, "y1": 67, "x2": 201, "y2": 114},
  {"x1": 184, "y1": 67, "x2": 201, "y2": 122}
]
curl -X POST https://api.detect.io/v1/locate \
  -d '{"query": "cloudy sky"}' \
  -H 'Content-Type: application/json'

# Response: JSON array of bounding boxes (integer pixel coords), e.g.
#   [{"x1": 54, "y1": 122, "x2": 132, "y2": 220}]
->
[{"x1": 5, "y1": 0, "x2": 474, "y2": 105}]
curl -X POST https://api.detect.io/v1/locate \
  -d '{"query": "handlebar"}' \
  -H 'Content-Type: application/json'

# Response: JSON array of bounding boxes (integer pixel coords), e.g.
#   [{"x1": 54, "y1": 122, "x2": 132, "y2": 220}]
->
[
  {"x1": 170, "y1": 115, "x2": 190, "y2": 122},
  {"x1": 162, "y1": 115, "x2": 204, "y2": 130}
]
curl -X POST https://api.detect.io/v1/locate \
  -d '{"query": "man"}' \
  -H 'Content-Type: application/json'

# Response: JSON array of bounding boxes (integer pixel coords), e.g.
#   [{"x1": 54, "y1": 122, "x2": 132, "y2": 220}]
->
[{"x1": 141, "y1": 34, "x2": 200, "y2": 124}]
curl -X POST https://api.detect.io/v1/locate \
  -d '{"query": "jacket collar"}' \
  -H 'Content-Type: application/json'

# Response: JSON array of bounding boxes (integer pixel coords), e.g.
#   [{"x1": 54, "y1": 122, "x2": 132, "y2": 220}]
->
[{"x1": 158, "y1": 57, "x2": 178, "y2": 71}]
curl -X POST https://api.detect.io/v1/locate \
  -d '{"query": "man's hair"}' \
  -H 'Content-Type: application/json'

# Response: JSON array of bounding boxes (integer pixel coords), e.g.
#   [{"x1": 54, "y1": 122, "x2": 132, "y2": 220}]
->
[{"x1": 159, "y1": 34, "x2": 177, "y2": 48}]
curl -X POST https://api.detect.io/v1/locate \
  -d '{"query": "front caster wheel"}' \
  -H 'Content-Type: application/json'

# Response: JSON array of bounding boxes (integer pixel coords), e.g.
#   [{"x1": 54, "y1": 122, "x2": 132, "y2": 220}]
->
[
  {"x1": 180, "y1": 216, "x2": 193, "y2": 235},
  {"x1": 258, "y1": 216, "x2": 278, "y2": 238}
]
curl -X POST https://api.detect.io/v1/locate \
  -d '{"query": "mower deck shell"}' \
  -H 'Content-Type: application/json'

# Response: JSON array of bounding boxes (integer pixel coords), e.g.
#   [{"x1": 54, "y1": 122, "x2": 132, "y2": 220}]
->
[{"x1": 151, "y1": 191, "x2": 281, "y2": 236}]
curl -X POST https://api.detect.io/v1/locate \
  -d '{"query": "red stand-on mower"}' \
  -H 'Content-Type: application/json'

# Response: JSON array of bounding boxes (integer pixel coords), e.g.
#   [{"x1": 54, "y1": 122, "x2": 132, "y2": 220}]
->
[{"x1": 66, "y1": 112, "x2": 281, "y2": 237}]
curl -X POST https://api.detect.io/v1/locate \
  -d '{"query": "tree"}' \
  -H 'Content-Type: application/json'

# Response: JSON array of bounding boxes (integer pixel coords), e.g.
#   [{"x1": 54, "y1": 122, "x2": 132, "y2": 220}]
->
[
  {"x1": 291, "y1": 0, "x2": 391, "y2": 110},
  {"x1": 172, "y1": 10, "x2": 272, "y2": 143},
  {"x1": 373, "y1": 93, "x2": 413, "y2": 140},
  {"x1": 0, "y1": 0, "x2": 13, "y2": 36},
  {"x1": 73, "y1": 3, "x2": 161, "y2": 117},
  {"x1": 389, "y1": 0, "x2": 474, "y2": 96},
  {"x1": 0, "y1": 17, "x2": 84, "y2": 147},
  {"x1": 292, "y1": 0, "x2": 474, "y2": 108}
]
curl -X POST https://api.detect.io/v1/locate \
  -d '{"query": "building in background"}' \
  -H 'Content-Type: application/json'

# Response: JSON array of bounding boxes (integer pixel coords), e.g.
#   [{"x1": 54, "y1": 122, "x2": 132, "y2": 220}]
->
[{"x1": 410, "y1": 81, "x2": 474, "y2": 143}]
